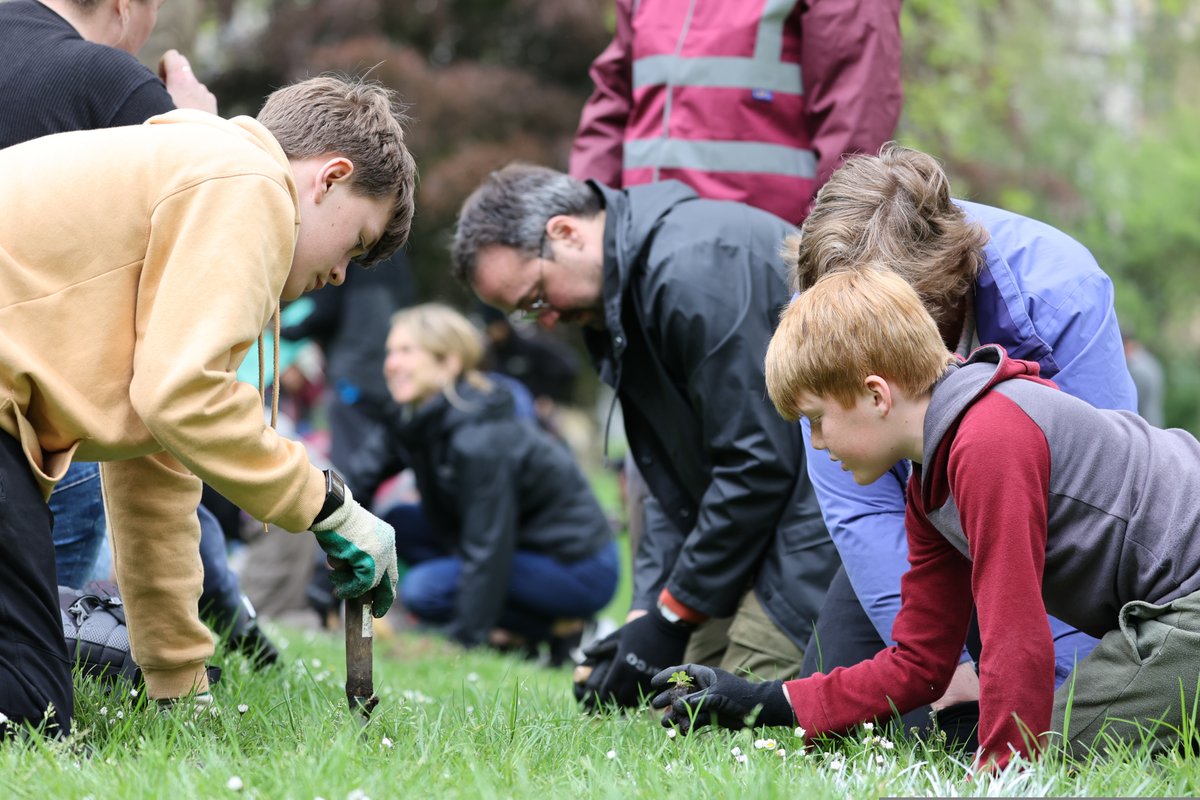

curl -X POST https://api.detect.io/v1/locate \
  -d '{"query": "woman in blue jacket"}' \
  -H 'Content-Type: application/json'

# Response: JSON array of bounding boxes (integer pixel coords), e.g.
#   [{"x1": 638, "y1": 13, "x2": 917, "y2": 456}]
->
[{"x1": 342, "y1": 303, "x2": 618, "y2": 657}]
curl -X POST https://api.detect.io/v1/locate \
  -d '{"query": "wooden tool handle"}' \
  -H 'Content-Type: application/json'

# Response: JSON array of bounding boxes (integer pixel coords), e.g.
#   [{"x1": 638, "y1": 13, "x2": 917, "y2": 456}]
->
[{"x1": 344, "y1": 595, "x2": 378, "y2": 717}]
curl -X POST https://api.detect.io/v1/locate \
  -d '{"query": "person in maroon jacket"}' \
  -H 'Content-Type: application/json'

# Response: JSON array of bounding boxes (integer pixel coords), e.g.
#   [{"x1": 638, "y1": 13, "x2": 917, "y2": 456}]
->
[
  {"x1": 570, "y1": 0, "x2": 903, "y2": 226},
  {"x1": 653, "y1": 268, "x2": 1200, "y2": 771}
]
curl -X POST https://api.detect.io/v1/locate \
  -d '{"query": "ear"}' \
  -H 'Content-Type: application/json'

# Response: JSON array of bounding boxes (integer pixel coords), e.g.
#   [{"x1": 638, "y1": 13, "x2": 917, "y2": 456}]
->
[
  {"x1": 545, "y1": 215, "x2": 582, "y2": 249},
  {"x1": 116, "y1": 0, "x2": 132, "y2": 24},
  {"x1": 863, "y1": 375, "x2": 894, "y2": 417},
  {"x1": 313, "y1": 157, "x2": 355, "y2": 203}
]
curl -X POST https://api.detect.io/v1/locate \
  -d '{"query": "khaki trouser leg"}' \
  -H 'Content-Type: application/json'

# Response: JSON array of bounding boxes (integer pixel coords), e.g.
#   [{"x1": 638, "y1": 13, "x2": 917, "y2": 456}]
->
[
  {"x1": 683, "y1": 588, "x2": 806, "y2": 681},
  {"x1": 1052, "y1": 589, "x2": 1200, "y2": 757}
]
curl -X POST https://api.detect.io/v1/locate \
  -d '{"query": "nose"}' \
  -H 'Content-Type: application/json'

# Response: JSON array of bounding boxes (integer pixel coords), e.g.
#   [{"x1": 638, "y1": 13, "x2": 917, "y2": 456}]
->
[{"x1": 809, "y1": 427, "x2": 825, "y2": 451}]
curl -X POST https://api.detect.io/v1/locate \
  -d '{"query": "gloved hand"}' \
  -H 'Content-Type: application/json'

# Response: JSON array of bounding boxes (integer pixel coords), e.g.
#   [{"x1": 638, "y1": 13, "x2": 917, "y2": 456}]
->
[
  {"x1": 650, "y1": 663, "x2": 794, "y2": 733},
  {"x1": 573, "y1": 628, "x2": 621, "y2": 708},
  {"x1": 583, "y1": 608, "x2": 693, "y2": 710},
  {"x1": 310, "y1": 487, "x2": 398, "y2": 617}
]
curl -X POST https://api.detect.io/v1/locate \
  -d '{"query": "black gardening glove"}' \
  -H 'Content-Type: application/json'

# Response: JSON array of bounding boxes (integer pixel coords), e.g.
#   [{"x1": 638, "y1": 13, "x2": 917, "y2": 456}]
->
[
  {"x1": 930, "y1": 700, "x2": 980, "y2": 753},
  {"x1": 573, "y1": 628, "x2": 621, "y2": 708},
  {"x1": 650, "y1": 663, "x2": 795, "y2": 733},
  {"x1": 582, "y1": 609, "x2": 693, "y2": 710}
]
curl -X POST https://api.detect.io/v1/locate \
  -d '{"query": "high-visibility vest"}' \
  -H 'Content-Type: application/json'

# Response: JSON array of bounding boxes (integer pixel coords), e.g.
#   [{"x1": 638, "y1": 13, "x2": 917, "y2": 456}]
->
[{"x1": 621, "y1": 0, "x2": 814, "y2": 223}]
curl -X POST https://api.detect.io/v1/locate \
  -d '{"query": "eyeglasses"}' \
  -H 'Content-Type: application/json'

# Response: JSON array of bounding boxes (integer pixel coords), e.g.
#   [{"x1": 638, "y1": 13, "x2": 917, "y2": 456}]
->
[{"x1": 507, "y1": 232, "x2": 553, "y2": 324}]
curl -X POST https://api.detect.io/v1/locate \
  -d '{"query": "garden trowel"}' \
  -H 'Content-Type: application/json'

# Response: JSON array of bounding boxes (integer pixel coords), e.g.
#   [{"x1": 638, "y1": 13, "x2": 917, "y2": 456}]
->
[{"x1": 344, "y1": 594, "x2": 379, "y2": 721}]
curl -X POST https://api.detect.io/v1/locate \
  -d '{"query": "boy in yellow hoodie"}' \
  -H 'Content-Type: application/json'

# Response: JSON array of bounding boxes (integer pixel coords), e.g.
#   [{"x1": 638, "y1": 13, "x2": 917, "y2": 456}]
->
[{"x1": 0, "y1": 75, "x2": 414, "y2": 735}]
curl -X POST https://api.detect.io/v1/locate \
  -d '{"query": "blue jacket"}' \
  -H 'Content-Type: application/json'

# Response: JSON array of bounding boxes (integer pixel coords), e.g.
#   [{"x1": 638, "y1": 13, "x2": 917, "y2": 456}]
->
[{"x1": 804, "y1": 200, "x2": 1137, "y2": 681}]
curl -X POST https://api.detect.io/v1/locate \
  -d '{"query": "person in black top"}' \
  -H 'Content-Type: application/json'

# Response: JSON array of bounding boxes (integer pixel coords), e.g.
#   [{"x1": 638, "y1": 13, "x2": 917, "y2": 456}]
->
[
  {"x1": 0, "y1": 0, "x2": 215, "y2": 148},
  {"x1": 453, "y1": 165, "x2": 837, "y2": 708},
  {"x1": 341, "y1": 303, "x2": 619, "y2": 654},
  {"x1": 0, "y1": 0, "x2": 273, "y2": 732}
]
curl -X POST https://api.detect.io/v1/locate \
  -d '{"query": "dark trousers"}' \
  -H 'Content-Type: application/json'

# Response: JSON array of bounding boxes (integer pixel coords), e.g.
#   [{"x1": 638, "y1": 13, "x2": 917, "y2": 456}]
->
[
  {"x1": 800, "y1": 565, "x2": 932, "y2": 731},
  {"x1": 197, "y1": 503, "x2": 246, "y2": 634},
  {"x1": 0, "y1": 431, "x2": 73, "y2": 737}
]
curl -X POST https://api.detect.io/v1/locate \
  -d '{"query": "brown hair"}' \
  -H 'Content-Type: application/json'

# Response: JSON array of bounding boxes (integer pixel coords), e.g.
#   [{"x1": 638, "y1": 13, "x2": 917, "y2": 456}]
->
[
  {"x1": 257, "y1": 75, "x2": 417, "y2": 267},
  {"x1": 784, "y1": 143, "x2": 989, "y2": 333},
  {"x1": 765, "y1": 268, "x2": 955, "y2": 420}
]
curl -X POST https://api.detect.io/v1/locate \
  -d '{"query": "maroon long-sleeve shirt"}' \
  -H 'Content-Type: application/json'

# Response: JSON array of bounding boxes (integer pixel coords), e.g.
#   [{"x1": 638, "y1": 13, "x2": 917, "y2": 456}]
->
[{"x1": 784, "y1": 355, "x2": 1058, "y2": 769}]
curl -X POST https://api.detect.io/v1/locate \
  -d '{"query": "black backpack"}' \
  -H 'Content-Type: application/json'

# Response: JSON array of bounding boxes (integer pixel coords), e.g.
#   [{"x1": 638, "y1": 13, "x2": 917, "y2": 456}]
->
[{"x1": 58, "y1": 580, "x2": 140, "y2": 685}]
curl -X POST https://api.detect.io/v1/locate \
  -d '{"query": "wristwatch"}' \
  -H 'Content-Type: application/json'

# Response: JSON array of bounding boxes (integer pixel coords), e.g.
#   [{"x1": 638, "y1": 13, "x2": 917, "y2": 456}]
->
[{"x1": 312, "y1": 468, "x2": 346, "y2": 526}]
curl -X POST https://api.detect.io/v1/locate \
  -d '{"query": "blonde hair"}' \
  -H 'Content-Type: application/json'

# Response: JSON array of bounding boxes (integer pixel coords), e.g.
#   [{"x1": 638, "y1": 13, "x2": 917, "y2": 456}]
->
[
  {"x1": 257, "y1": 75, "x2": 417, "y2": 267},
  {"x1": 765, "y1": 268, "x2": 955, "y2": 420},
  {"x1": 389, "y1": 303, "x2": 492, "y2": 400},
  {"x1": 783, "y1": 143, "x2": 989, "y2": 333}
]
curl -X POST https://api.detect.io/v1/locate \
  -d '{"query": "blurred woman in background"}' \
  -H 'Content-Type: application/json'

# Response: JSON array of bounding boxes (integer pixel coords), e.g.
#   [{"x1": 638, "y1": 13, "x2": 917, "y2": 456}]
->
[{"x1": 341, "y1": 303, "x2": 618, "y2": 662}]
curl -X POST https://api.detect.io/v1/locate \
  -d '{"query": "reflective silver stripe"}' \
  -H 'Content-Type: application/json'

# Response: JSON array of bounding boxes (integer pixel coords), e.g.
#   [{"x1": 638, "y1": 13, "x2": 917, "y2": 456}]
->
[
  {"x1": 755, "y1": 0, "x2": 800, "y2": 61},
  {"x1": 633, "y1": 55, "x2": 801, "y2": 94},
  {"x1": 633, "y1": 0, "x2": 802, "y2": 94},
  {"x1": 657, "y1": 0, "x2": 699, "y2": 182},
  {"x1": 625, "y1": 138, "x2": 816, "y2": 178}
]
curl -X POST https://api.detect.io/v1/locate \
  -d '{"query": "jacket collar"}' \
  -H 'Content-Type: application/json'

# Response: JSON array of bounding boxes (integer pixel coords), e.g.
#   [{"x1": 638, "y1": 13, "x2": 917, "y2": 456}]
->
[
  {"x1": 588, "y1": 179, "x2": 698, "y2": 370},
  {"x1": 959, "y1": 201, "x2": 1053, "y2": 368}
]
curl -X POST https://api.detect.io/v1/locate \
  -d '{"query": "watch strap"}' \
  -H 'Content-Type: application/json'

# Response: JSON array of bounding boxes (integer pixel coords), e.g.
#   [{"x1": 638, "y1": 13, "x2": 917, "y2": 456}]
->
[{"x1": 312, "y1": 469, "x2": 347, "y2": 526}]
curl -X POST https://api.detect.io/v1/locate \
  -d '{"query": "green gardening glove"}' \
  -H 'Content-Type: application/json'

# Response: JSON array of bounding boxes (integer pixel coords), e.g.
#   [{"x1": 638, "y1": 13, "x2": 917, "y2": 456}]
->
[{"x1": 310, "y1": 487, "x2": 398, "y2": 618}]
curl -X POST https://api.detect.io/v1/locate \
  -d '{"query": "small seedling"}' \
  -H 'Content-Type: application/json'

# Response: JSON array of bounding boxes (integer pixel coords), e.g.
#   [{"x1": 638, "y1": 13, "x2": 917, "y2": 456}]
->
[{"x1": 667, "y1": 670, "x2": 695, "y2": 703}]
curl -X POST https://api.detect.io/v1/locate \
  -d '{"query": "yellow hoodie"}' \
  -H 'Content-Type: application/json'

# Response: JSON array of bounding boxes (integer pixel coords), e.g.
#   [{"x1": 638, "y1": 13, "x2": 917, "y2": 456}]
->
[{"x1": 0, "y1": 111, "x2": 326, "y2": 697}]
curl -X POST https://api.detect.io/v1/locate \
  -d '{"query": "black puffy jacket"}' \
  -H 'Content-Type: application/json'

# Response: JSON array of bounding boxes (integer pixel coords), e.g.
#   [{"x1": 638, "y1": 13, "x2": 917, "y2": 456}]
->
[
  {"x1": 342, "y1": 379, "x2": 612, "y2": 646},
  {"x1": 584, "y1": 180, "x2": 838, "y2": 648}
]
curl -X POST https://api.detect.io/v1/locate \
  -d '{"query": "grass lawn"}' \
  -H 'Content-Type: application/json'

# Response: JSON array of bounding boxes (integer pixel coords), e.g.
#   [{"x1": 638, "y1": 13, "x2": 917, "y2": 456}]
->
[
  {"x1": 5, "y1": 473, "x2": 1198, "y2": 797},
  {"x1": 3, "y1": 620, "x2": 1200, "y2": 800}
]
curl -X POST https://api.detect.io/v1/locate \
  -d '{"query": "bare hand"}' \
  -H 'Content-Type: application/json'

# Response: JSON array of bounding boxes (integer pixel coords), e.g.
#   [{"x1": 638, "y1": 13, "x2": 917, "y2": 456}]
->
[
  {"x1": 158, "y1": 50, "x2": 218, "y2": 115},
  {"x1": 931, "y1": 660, "x2": 980, "y2": 710}
]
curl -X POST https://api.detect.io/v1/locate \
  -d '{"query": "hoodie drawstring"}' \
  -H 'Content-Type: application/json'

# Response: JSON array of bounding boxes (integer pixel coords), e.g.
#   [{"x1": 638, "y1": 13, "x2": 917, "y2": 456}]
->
[{"x1": 254, "y1": 304, "x2": 282, "y2": 535}]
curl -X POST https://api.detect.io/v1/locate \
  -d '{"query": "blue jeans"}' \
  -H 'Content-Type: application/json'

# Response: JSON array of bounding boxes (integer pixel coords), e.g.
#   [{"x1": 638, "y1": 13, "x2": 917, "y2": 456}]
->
[
  {"x1": 49, "y1": 462, "x2": 109, "y2": 587},
  {"x1": 402, "y1": 540, "x2": 620, "y2": 642},
  {"x1": 197, "y1": 503, "x2": 245, "y2": 633},
  {"x1": 384, "y1": 503, "x2": 449, "y2": 566},
  {"x1": 48, "y1": 462, "x2": 246, "y2": 632}
]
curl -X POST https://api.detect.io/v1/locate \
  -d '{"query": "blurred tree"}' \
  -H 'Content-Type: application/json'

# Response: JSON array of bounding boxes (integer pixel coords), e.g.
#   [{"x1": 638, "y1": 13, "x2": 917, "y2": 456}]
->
[
  {"x1": 897, "y1": 0, "x2": 1200, "y2": 430},
  {"x1": 141, "y1": 0, "x2": 1200, "y2": 427},
  {"x1": 180, "y1": 0, "x2": 611, "y2": 303}
]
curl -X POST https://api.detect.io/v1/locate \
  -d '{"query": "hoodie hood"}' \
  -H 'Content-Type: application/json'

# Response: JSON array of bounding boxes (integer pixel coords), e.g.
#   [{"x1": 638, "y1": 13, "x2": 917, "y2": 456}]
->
[
  {"x1": 146, "y1": 111, "x2": 300, "y2": 236},
  {"x1": 148, "y1": 112, "x2": 293, "y2": 179},
  {"x1": 587, "y1": 179, "x2": 699, "y2": 376},
  {"x1": 919, "y1": 344, "x2": 1056, "y2": 505}
]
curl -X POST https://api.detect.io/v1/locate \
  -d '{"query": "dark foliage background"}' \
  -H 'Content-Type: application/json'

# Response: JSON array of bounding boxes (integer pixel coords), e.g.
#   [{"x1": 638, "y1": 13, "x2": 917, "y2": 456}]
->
[{"x1": 145, "y1": 0, "x2": 1200, "y2": 429}]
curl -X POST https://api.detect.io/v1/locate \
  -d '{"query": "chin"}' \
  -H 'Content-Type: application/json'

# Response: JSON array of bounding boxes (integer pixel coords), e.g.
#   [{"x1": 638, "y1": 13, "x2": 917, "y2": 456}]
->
[
  {"x1": 279, "y1": 283, "x2": 304, "y2": 301},
  {"x1": 851, "y1": 468, "x2": 886, "y2": 486}
]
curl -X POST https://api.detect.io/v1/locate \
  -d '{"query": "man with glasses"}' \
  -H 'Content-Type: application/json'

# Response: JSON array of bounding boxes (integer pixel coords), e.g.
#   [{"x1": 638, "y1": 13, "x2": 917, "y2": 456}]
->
[{"x1": 451, "y1": 164, "x2": 838, "y2": 709}]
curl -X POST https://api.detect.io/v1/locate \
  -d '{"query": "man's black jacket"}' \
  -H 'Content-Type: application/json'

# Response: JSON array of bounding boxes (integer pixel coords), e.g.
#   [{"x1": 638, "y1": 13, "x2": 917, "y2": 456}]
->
[{"x1": 585, "y1": 180, "x2": 838, "y2": 648}]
